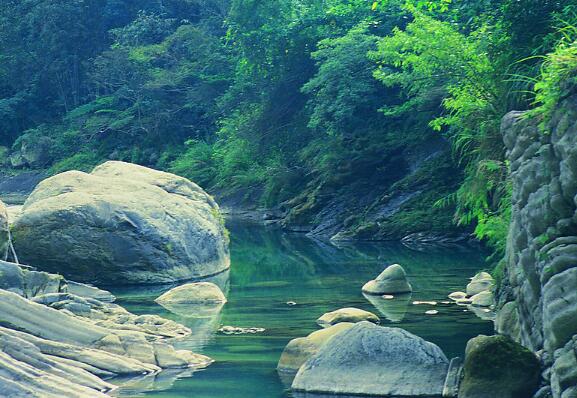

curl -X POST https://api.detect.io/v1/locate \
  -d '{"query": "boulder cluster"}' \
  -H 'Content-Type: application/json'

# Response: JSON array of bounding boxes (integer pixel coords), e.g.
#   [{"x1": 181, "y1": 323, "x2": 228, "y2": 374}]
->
[
  {"x1": 0, "y1": 162, "x2": 232, "y2": 397},
  {"x1": 0, "y1": 260, "x2": 212, "y2": 397}
]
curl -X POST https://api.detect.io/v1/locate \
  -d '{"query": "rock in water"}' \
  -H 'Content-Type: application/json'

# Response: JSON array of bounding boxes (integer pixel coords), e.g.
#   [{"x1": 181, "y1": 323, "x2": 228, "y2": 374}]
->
[
  {"x1": 155, "y1": 282, "x2": 227, "y2": 304},
  {"x1": 466, "y1": 272, "x2": 494, "y2": 296},
  {"x1": 448, "y1": 291, "x2": 467, "y2": 301},
  {"x1": 278, "y1": 323, "x2": 354, "y2": 373},
  {"x1": 471, "y1": 290, "x2": 494, "y2": 307},
  {"x1": 316, "y1": 308, "x2": 379, "y2": 328},
  {"x1": 292, "y1": 321, "x2": 449, "y2": 396},
  {"x1": 12, "y1": 161, "x2": 230, "y2": 284},
  {"x1": 362, "y1": 264, "x2": 412, "y2": 295},
  {"x1": 459, "y1": 335, "x2": 540, "y2": 398},
  {"x1": 0, "y1": 200, "x2": 8, "y2": 258}
]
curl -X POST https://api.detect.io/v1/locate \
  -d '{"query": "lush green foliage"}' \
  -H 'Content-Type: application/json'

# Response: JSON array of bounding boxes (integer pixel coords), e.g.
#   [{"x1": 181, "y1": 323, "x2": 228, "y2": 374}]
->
[{"x1": 1, "y1": 0, "x2": 576, "y2": 259}]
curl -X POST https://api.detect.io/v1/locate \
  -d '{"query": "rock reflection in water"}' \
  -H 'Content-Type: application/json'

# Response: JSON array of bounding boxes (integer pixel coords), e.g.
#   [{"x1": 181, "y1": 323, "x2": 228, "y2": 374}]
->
[
  {"x1": 111, "y1": 367, "x2": 209, "y2": 397},
  {"x1": 363, "y1": 292, "x2": 412, "y2": 323}
]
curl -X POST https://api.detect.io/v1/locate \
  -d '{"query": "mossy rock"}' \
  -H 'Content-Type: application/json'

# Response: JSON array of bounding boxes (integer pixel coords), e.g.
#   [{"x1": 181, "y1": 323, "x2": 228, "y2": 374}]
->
[{"x1": 459, "y1": 335, "x2": 540, "y2": 398}]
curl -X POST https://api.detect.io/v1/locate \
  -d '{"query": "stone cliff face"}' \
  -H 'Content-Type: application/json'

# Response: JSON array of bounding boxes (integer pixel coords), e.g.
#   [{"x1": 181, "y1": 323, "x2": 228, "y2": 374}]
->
[{"x1": 499, "y1": 98, "x2": 577, "y2": 398}]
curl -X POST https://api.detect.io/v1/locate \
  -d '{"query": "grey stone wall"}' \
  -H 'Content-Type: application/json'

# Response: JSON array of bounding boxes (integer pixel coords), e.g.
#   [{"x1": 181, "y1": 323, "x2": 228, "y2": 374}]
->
[{"x1": 499, "y1": 97, "x2": 577, "y2": 398}]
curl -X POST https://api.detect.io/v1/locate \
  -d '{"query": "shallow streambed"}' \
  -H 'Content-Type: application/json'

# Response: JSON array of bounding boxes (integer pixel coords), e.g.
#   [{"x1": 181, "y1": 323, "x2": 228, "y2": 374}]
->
[{"x1": 111, "y1": 219, "x2": 493, "y2": 398}]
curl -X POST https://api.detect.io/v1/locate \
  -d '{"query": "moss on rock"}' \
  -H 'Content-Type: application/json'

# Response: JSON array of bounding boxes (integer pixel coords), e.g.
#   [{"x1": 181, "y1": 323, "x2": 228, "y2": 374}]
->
[{"x1": 460, "y1": 335, "x2": 540, "y2": 398}]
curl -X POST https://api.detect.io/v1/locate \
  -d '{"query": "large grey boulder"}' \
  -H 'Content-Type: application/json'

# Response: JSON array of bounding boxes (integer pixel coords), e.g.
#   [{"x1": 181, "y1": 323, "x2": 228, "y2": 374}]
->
[
  {"x1": 12, "y1": 161, "x2": 230, "y2": 284},
  {"x1": 362, "y1": 264, "x2": 412, "y2": 295},
  {"x1": 459, "y1": 335, "x2": 540, "y2": 398},
  {"x1": 292, "y1": 322, "x2": 449, "y2": 396}
]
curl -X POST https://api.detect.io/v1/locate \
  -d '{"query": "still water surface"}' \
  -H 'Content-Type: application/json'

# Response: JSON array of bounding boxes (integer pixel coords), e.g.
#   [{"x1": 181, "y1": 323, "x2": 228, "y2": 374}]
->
[{"x1": 111, "y1": 219, "x2": 493, "y2": 398}]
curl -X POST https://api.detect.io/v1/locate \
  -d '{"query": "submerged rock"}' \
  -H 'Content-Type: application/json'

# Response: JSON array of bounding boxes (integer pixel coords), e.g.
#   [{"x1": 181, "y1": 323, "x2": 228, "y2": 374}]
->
[
  {"x1": 466, "y1": 272, "x2": 494, "y2": 296},
  {"x1": 155, "y1": 282, "x2": 227, "y2": 305},
  {"x1": 292, "y1": 322, "x2": 449, "y2": 396},
  {"x1": 459, "y1": 335, "x2": 540, "y2": 398},
  {"x1": 12, "y1": 161, "x2": 230, "y2": 284},
  {"x1": 362, "y1": 264, "x2": 412, "y2": 295},
  {"x1": 316, "y1": 307, "x2": 379, "y2": 328},
  {"x1": 278, "y1": 323, "x2": 354, "y2": 373}
]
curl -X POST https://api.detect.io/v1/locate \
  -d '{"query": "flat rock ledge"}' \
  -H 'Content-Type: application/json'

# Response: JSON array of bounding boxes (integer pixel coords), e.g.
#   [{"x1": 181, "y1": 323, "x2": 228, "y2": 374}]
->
[
  {"x1": 292, "y1": 322, "x2": 453, "y2": 397},
  {"x1": 0, "y1": 260, "x2": 212, "y2": 397}
]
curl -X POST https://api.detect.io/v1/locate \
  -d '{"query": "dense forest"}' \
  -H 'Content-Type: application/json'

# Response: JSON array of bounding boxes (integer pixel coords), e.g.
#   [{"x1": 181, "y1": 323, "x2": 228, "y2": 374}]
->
[{"x1": 0, "y1": 0, "x2": 575, "y2": 260}]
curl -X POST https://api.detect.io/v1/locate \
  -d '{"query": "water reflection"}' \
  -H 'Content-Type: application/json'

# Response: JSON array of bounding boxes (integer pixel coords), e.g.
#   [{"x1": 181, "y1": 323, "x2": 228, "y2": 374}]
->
[
  {"x1": 111, "y1": 218, "x2": 493, "y2": 398},
  {"x1": 363, "y1": 293, "x2": 412, "y2": 323}
]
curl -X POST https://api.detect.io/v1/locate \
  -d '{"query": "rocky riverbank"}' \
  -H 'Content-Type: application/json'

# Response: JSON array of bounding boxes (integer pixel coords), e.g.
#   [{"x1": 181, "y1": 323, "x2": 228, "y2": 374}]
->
[
  {"x1": 497, "y1": 95, "x2": 577, "y2": 398},
  {"x1": 0, "y1": 163, "x2": 233, "y2": 396},
  {"x1": 0, "y1": 258, "x2": 213, "y2": 396}
]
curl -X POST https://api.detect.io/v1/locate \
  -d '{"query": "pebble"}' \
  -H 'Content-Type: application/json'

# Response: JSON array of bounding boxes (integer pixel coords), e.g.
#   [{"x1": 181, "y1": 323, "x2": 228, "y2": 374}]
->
[
  {"x1": 412, "y1": 301, "x2": 437, "y2": 306},
  {"x1": 286, "y1": 301, "x2": 297, "y2": 306},
  {"x1": 382, "y1": 295, "x2": 395, "y2": 300},
  {"x1": 425, "y1": 310, "x2": 439, "y2": 315},
  {"x1": 219, "y1": 326, "x2": 266, "y2": 335}
]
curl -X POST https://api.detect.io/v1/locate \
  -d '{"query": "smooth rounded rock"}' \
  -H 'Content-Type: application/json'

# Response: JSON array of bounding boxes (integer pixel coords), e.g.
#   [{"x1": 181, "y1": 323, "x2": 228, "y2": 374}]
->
[
  {"x1": 449, "y1": 291, "x2": 467, "y2": 300},
  {"x1": 466, "y1": 272, "x2": 495, "y2": 296},
  {"x1": 155, "y1": 282, "x2": 227, "y2": 305},
  {"x1": 292, "y1": 321, "x2": 449, "y2": 396},
  {"x1": 12, "y1": 161, "x2": 230, "y2": 284},
  {"x1": 471, "y1": 290, "x2": 494, "y2": 307},
  {"x1": 278, "y1": 323, "x2": 354, "y2": 372},
  {"x1": 316, "y1": 308, "x2": 379, "y2": 328},
  {"x1": 362, "y1": 264, "x2": 412, "y2": 295},
  {"x1": 459, "y1": 335, "x2": 540, "y2": 398}
]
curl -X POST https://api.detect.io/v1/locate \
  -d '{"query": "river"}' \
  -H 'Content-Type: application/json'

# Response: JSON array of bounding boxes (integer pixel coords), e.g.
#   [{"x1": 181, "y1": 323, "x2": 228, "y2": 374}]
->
[{"x1": 111, "y1": 218, "x2": 493, "y2": 398}]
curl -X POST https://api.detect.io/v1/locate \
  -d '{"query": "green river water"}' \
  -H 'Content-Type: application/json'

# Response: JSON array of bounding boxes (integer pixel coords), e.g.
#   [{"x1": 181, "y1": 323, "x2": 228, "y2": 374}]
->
[{"x1": 111, "y1": 219, "x2": 493, "y2": 398}]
